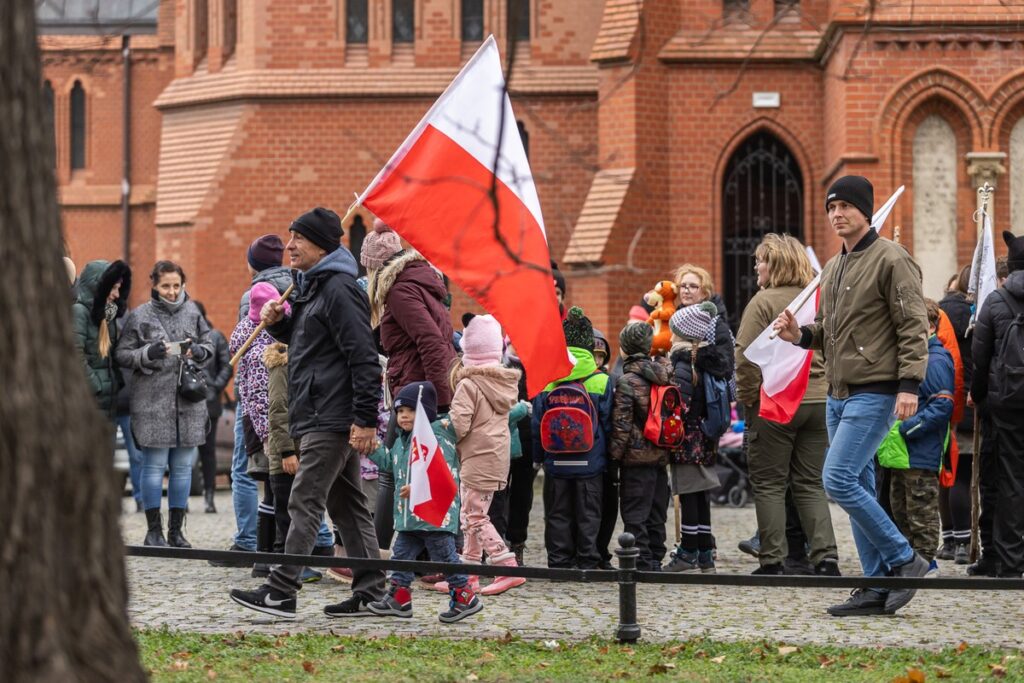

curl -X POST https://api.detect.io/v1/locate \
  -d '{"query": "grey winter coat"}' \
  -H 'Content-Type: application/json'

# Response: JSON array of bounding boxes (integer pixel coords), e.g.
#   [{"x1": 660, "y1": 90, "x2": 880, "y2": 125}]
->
[{"x1": 116, "y1": 293, "x2": 214, "y2": 448}]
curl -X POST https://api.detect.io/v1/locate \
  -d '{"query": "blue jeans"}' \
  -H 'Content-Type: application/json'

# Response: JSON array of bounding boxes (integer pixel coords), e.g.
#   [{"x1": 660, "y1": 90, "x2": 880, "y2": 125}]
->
[
  {"x1": 142, "y1": 446, "x2": 196, "y2": 510},
  {"x1": 823, "y1": 393, "x2": 914, "y2": 578},
  {"x1": 117, "y1": 414, "x2": 144, "y2": 505},
  {"x1": 231, "y1": 409, "x2": 258, "y2": 550},
  {"x1": 389, "y1": 530, "x2": 466, "y2": 589},
  {"x1": 317, "y1": 517, "x2": 335, "y2": 548}
]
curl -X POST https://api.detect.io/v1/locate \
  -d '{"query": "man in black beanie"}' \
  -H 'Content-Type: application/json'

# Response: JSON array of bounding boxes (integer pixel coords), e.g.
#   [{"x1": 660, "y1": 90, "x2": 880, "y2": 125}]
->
[
  {"x1": 231, "y1": 207, "x2": 385, "y2": 618},
  {"x1": 775, "y1": 175, "x2": 931, "y2": 616}
]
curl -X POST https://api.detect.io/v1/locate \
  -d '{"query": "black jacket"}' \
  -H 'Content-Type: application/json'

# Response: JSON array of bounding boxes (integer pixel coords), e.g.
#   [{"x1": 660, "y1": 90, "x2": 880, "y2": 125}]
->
[
  {"x1": 71, "y1": 259, "x2": 131, "y2": 417},
  {"x1": 268, "y1": 248, "x2": 381, "y2": 436},
  {"x1": 939, "y1": 291, "x2": 974, "y2": 429},
  {"x1": 203, "y1": 327, "x2": 233, "y2": 418},
  {"x1": 971, "y1": 270, "x2": 1024, "y2": 411}
]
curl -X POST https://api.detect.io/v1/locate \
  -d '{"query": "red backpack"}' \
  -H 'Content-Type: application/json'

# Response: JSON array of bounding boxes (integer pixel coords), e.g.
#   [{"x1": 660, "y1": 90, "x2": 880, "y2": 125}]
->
[
  {"x1": 540, "y1": 380, "x2": 598, "y2": 454},
  {"x1": 644, "y1": 385, "x2": 685, "y2": 448}
]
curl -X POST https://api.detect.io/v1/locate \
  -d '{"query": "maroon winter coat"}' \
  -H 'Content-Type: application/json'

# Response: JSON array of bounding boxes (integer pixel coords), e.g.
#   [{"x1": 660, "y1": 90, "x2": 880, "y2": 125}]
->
[{"x1": 369, "y1": 251, "x2": 457, "y2": 408}]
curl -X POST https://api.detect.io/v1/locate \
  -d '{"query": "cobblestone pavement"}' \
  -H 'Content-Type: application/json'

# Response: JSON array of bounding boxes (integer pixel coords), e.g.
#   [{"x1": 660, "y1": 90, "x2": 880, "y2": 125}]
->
[{"x1": 122, "y1": 481, "x2": 1023, "y2": 648}]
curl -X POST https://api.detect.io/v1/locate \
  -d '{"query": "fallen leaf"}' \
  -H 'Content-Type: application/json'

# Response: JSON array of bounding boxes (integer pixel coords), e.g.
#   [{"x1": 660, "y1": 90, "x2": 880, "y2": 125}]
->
[
  {"x1": 934, "y1": 666, "x2": 953, "y2": 679},
  {"x1": 778, "y1": 646, "x2": 798, "y2": 656},
  {"x1": 537, "y1": 662, "x2": 549, "y2": 669},
  {"x1": 474, "y1": 652, "x2": 496, "y2": 666},
  {"x1": 907, "y1": 667, "x2": 926, "y2": 683},
  {"x1": 989, "y1": 664, "x2": 1007, "y2": 678},
  {"x1": 957, "y1": 641, "x2": 969, "y2": 654},
  {"x1": 620, "y1": 646, "x2": 635, "y2": 656},
  {"x1": 172, "y1": 651, "x2": 192, "y2": 660},
  {"x1": 600, "y1": 646, "x2": 611, "y2": 655},
  {"x1": 330, "y1": 644, "x2": 345, "y2": 653},
  {"x1": 542, "y1": 640, "x2": 560, "y2": 651},
  {"x1": 302, "y1": 661, "x2": 316, "y2": 674},
  {"x1": 612, "y1": 671, "x2": 629, "y2": 679},
  {"x1": 206, "y1": 671, "x2": 218, "y2": 680},
  {"x1": 710, "y1": 655, "x2": 726, "y2": 664},
  {"x1": 663, "y1": 644, "x2": 684, "y2": 656},
  {"x1": 466, "y1": 675, "x2": 479, "y2": 682},
  {"x1": 499, "y1": 630, "x2": 514, "y2": 644},
  {"x1": 818, "y1": 655, "x2": 835, "y2": 668},
  {"x1": 170, "y1": 661, "x2": 189, "y2": 672},
  {"x1": 694, "y1": 650, "x2": 707, "y2": 659}
]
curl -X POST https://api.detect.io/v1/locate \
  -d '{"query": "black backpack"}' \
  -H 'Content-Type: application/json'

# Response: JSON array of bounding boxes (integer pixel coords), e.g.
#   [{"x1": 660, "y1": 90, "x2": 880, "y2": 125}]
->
[{"x1": 990, "y1": 290, "x2": 1024, "y2": 409}]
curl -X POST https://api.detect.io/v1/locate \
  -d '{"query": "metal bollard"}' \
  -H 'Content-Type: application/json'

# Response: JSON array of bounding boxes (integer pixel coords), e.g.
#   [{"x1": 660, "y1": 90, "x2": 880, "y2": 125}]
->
[{"x1": 614, "y1": 532, "x2": 641, "y2": 643}]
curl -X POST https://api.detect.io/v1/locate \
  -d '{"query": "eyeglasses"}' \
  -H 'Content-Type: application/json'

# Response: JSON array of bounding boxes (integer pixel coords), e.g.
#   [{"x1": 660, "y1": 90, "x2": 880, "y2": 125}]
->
[{"x1": 679, "y1": 283, "x2": 702, "y2": 291}]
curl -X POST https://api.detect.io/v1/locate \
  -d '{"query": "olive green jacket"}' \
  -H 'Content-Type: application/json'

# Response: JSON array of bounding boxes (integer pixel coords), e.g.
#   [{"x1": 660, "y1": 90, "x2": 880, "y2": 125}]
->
[
  {"x1": 264, "y1": 342, "x2": 299, "y2": 475},
  {"x1": 734, "y1": 285, "x2": 827, "y2": 407},
  {"x1": 802, "y1": 233, "x2": 928, "y2": 399}
]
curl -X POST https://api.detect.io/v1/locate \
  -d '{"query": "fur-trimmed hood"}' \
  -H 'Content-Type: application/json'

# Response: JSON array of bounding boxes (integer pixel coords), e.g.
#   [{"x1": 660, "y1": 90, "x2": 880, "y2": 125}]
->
[
  {"x1": 76, "y1": 259, "x2": 131, "y2": 324},
  {"x1": 263, "y1": 342, "x2": 288, "y2": 369},
  {"x1": 454, "y1": 364, "x2": 521, "y2": 414},
  {"x1": 367, "y1": 250, "x2": 446, "y2": 327}
]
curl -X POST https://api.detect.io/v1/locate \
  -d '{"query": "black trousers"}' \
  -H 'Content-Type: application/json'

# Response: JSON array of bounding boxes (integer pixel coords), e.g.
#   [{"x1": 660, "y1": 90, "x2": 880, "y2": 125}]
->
[
  {"x1": 506, "y1": 454, "x2": 538, "y2": 546},
  {"x1": 596, "y1": 467, "x2": 620, "y2": 565},
  {"x1": 619, "y1": 466, "x2": 669, "y2": 570},
  {"x1": 269, "y1": 473, "x2": 295, "y2": 553},
  {"x1": 990, "y1": 409, "x2": 1024, "y2": 573},
  {"x1": 198, "y1": 412, "x2": 220, "y2": 493},
  {"x1": 543, "y1": 474, "x2": 603, "y2": 569},
  {"x1": 979, "y1": 414, "x2": 999, "y2": 557}
]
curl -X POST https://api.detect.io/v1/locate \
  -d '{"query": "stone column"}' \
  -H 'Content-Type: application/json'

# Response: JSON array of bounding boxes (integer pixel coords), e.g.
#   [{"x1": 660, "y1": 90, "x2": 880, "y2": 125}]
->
[{"x1": 966, "y1": 152, "x2": 1006, "y2": 212}]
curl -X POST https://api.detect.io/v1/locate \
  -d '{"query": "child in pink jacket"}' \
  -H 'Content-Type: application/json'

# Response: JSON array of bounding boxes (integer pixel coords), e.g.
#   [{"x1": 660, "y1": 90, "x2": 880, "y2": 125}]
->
[{"x1": 447, "y1": 314, "x2": 528, "y2": 596}]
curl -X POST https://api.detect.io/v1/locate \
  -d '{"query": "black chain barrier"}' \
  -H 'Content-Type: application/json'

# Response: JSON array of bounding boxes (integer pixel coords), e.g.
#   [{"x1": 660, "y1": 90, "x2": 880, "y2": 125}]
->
[{"x1": 125, "y1": 533, "x2": 1024, "y2": 643}]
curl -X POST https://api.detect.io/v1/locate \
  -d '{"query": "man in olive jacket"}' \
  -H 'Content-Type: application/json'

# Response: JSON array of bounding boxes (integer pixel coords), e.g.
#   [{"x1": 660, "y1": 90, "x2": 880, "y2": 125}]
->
[
  {"x1": 776, "y1": 175, "x2": 930, "y2": 617},
  {"x1": 230, "y1": 207, "x2": 385, "y2": 620}
]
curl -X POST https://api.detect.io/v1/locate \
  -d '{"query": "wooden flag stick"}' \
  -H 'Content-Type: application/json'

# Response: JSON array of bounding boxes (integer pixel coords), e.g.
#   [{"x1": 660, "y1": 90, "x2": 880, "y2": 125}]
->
[
  {"x1": 969, "y1": 183, "x2": 993, "y2": 563},
  {"x1": 229, "y1": 199, "x2": 364, "y2": 368},
  {"x1": 767, "y1": 281, "x2": 820, "y2": 340}
]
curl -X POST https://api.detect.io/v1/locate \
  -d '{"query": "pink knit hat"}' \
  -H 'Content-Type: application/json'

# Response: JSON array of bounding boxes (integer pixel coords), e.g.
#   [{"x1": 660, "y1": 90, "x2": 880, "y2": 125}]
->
[
  {"x1": 249, "y1": 282, "x2": 290, "y2": 323},
  {"x1": 360, "y1": 218, "x2": 404, "y2": 270},
  {"x1": 461, "y1": 314, "x2": 503, "y2": 367}
]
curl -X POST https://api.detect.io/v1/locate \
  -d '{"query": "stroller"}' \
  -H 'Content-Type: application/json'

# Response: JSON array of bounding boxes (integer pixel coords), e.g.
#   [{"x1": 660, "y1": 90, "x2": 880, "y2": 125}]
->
[{"x1": 710, "y1": 405, "x2": 752, "y2": 507}]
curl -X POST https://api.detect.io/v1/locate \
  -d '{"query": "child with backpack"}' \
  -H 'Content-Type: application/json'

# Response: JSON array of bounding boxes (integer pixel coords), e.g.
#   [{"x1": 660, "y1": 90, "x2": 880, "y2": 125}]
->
[
  {"x1": 365, "y1": 381, "x2": 482, "y2": 623},
  {"x1": 532, "y1": 306, "x2": 615, "y2": 569},
  {"x1": 448, "y1": 314, "x2": 528, "y2": 595},
  {"x1": 609, "y1": 322, "x2": 678, "y2": 570},
  {"x1": 664, "y1": 302, "x2": 733, "y2": 574},
  {"x1": 877, "y1": 299, "x2": 955, "y2": 573}
]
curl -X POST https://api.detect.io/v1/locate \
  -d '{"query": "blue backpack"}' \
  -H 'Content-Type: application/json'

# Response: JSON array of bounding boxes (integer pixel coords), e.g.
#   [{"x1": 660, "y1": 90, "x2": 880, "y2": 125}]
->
[{"x1": 700, "y1": 373, "x2": 731, "y2": 439}]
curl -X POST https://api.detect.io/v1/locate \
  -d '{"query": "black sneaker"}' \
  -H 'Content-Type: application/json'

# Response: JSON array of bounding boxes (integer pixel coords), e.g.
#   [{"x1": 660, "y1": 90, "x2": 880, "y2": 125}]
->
[
  {"x1": 884, "y1": 552, "x2": 930, "y2": 614},
  {"x1": 439, "y1": 586, "x2": 483, "y2": 623},
  {"x1": 814, "y1": 558, "x2": 842, "y2": 576},
  {"x1": 954, "y1": 544, "x2": 970, "y2": 565},
  {"x1": 935, "y1": 542, "x2": 955, "y2": 561},
  {"x1": 367, "y1": 584, "x2": 413, "y2": 618},
  {"x1": 827, "y1": 588, "x2": 888, "y2": 617},
  {"x1": 324, "y1": 594, "x2": 375, "y2": 618},
  {"x1": 737, "y1": 533, "x2": 761, "y2": 558},
  {"x1": 752, "y1": 563, "x2": 784, "y2": 575},
  {"x1": 783, "y1": 556, "x2": 814, "y2": 575},
  {"x1": 209, "y1": 544, "x2": 255, "y2": 567},
  {"x1": 229, "y1": 585, "x2": 296, "y2": 619}
]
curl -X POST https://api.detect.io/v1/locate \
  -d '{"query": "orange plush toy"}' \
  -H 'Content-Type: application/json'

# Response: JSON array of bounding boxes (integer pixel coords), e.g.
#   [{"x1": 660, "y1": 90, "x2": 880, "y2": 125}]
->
[{"x1": 644, "y1": 280, "x2": 678, "y2": 356}]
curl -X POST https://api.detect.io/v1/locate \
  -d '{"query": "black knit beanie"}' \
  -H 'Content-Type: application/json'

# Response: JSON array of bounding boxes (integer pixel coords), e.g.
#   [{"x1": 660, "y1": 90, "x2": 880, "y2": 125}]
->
[
  {"x1": 290, "y1": 207, "x2": 343, "y2": 253},
  {"x1": 1005, "y1": 230, "x2": 1024, "y2": 274},
  {"x1": 825, "y1": 176, "x2": 873, "y2": 221},
  {"x1": 563, "y1": 306, "x2": 594, "y2": 351},
  {"x1": 619, "y1": 322, "x2": 653, "y2": 356},
  {"x1": 393, "y1": 381, "x2": 438, "y2": 423}
]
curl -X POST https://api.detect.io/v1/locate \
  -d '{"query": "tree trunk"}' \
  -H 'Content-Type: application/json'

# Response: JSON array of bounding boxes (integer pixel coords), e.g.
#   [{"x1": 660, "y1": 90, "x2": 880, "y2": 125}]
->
[{"x1": 0, "y1": 2, "x2": 146, "y2": 680}]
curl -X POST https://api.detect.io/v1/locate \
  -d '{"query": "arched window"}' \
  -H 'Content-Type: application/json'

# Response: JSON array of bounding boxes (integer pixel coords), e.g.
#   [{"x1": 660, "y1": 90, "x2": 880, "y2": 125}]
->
[
  {"x1": 462, "y1": 0, "x2": 484, "y2": 42},
  {"x1": 393, "y1": 0, "x2": 414, "y2": 43},
  {"x1": 347, "y1": 0, "x2": 368, "y2": 43},
  {"x1": 1012, "y1": 118, "x2": 1024, "y2": 235},
  {"x1": 349, "y1": 215, "x2": 368, "y2": 277},
  {"x1": 510, "y1": 0, "x2": 530, "y2": 41},
  {"x1": 43, "y1": 80, "x2": 55, "y2": 165},
  {"x1": 721, "y1": 131, "x2": 804, "y2": 329},
  {"x1": 70, "y1": 80, "x2": 86, "y2": 170},
  {"x1": 517, "y1": 120, "x2": 529, "y2": 159},
  {"x1": 912, "y1": 115, "x2": 958, "y2": 300}
]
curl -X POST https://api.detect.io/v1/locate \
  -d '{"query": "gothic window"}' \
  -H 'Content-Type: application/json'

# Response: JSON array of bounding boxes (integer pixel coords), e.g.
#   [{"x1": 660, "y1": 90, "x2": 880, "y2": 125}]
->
[
  {"x1": 1012, "y1": 118, "x2": 1024, "y2": 235},
  {"x1": 70, "y1": 80, "x2": 86, "y2": 170},
  {"x1": 912, "y1": 115, "x2": 958, "y2": 300},
  {"x1": 517, "y1": 120, "x2": 529, "y2": 159},
  {"x1": 43, "y1": 80, "x2": 55, "y2": 165},
  {"x1": 462, "y1": 0, "x2": 483, "y2": 42},
  {"x1": 393, "y1": 0, "x2": 414, "y2": 43},
  {"x1": 510, "y1": 0, "x2": 530, "y2": 41},
  {"x1": 721, "y1": 131, "x2": 804, "y2": 330},
  {"x1": 346, "y1": 0, "x2": 368, "y2": 43}
]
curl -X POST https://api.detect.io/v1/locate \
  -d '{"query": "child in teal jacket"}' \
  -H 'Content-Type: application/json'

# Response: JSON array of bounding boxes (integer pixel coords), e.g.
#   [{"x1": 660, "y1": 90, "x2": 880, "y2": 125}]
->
[{"x1": 365, "y1": 381, "x2": 482, "y2": 623}]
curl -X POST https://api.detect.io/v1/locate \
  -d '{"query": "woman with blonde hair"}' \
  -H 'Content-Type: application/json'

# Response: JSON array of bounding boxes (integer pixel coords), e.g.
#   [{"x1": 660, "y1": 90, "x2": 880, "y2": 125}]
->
[
  {"x1": 734, "y1": 234, "x2": 839, "y2": 575},
  {"x1": 72, "y1": 259, "x2": 131, "y2": 419}
]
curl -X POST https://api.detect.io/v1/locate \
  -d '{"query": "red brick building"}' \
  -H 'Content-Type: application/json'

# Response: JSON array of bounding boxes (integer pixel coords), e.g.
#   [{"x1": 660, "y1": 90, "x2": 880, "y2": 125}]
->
[{"x1": 44, "y1": 0, "x2": 1024, "y2": 342}]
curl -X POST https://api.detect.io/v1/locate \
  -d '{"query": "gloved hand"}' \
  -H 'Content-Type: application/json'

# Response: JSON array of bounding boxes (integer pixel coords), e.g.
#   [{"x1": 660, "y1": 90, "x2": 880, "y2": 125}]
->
[
  {"x1": 184, "y1": 336, "x2": 208, "y2": 361},
  {"x1": 146, "y1": 342, "x2": 168, "y2": 361}
]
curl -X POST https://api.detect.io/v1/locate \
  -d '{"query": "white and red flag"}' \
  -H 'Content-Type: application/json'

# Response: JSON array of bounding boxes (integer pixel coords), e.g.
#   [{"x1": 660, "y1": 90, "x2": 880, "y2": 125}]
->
[
  {"x1": 743, "y1": 186, "x2": 905, "y2": 423},
  {"x1": 407, "y1": 393, "x2": 457, "y2": 528},
  {"x1": 969, "y1": 209, "x2": 997, "y2": 324},
  {"x1": 358, "y1": 36, "x2": 571, "y2": 397}
]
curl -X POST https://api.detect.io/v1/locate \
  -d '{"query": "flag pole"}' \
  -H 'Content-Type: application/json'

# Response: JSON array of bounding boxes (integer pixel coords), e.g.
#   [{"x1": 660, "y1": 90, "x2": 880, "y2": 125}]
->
[
  {"x1": 404, "y1": 385, "x2": 424, "y2": 527},
  {"x1": 969, "y1": 182, "x2": 994, "y2": 563},
  {"x1": 229, "y1": 198, "x2": 362, "y2": 368}
]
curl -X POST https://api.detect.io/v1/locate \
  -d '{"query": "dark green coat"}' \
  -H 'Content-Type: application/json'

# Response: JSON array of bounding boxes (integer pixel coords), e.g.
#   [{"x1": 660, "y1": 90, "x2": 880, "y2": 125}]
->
[{"x1": 72, "y1": 260, "x2": 131, "y2": 417}]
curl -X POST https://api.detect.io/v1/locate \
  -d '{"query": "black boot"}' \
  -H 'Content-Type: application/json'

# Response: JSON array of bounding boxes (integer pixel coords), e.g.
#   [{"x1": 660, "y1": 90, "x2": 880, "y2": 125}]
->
[
  {"x1": 204, "y1": 488, "x2": 217, "y2": 514},
  {"x1": 144, "y1": 508, "x2": 168, "y2": 547},
  {"x1": 167, "y1": 508, "x2": 192, "y2": 548}
]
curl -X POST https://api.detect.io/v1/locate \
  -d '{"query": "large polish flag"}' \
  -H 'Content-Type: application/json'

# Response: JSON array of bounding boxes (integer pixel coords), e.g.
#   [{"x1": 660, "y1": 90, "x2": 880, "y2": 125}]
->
[
  {"x1": 744, "y1": 186, "x2": 904, "y2": 423},
  {"x1": 408, "y1": 394, "x2": 457, "y2": 528},
  {"x1": 358, "y1": 36, "x2": 572, "y2": 397}
]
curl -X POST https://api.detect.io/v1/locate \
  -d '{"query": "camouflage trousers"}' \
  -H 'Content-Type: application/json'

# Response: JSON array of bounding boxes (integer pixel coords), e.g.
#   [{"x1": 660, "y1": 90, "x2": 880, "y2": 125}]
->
[{"x1": 889, "y1": 468, "x2": 940, "y2": 562}]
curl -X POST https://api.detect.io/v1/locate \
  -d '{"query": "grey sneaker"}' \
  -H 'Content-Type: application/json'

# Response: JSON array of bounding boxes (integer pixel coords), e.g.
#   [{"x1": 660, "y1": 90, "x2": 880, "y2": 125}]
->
[
  {"x1": 663, "y1": 548, "x2": 699, "y2": 573},
  {"x1": 884, "y1": 552, "x2": 930, "y2": 614},
  {"x1": 827, "y1": 588, "x2": 887, "y2": 617},
  {"x1": 935, "y1": 542, "x2": 955, "y2": 561},
  {"x1": 954, "y1": 544, "x2": 970, "y2": 565}
]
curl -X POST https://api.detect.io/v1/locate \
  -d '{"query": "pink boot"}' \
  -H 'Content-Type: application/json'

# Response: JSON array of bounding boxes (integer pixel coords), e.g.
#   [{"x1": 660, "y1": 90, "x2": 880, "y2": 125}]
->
[
  {"x1": 433, "y1": 575, "x2": 480, "y2": 593},
  {"x1": 481, "y1": 552, "x2": 526, "y2": 596}
]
